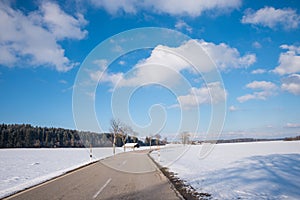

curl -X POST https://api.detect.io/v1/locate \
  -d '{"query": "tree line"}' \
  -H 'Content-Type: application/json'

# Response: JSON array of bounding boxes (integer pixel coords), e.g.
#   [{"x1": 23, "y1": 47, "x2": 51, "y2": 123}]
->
[{"x1": 0, "y1": 123, "x2": 160, "y2": 148}]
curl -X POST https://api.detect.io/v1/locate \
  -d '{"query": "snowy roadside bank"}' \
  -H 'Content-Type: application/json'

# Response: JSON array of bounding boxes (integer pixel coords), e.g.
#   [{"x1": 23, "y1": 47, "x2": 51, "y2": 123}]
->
[
  {"x1": 0, "y1": 147, "x2": 133, "y2": 198},
  {"x1": 150, "y1": 141, "x2": 300, "y2": 199}
]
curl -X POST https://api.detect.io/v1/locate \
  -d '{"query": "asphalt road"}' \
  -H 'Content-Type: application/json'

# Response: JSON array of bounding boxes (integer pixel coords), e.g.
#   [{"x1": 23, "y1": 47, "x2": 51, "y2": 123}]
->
[{"x1": 5, "y1": 150, "x2": 183, "y2": 200}]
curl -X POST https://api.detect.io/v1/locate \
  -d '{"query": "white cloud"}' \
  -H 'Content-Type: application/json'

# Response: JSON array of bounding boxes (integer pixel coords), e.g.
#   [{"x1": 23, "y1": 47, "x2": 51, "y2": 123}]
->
[
  {"x1": 237, "y1": 91, "x2": 275, "y2": 103},
  {"x1": 93, "y1": 59, "x2": 108, "y2": 70},
  {"x1": 237, "y1": 81, "x2": 277, "y2": 103},
  {"x1": 175, "y1": 20, "x2": 192, "y2": 33},
  {"x1": 0, "y1": 1, "x2": 87, "y2": 71},
  {"x1": 198, "y1": 40, "x2": 256, "y2": 70},
  {"x1": 251, "y1": 69, "x2": 266, "y2": 74},
  {"x1": 284, "y1": 123, "x2": 300, "y2": 128},
  {"x1": 117, "y1": 42, "x2": 193, "y2": 88},
  {"x1": 90, "y1": 40, "x2": 256, "y2": 91},
  {"x1": 91, "y1": 57, "x2": 227, "y2": 109},
  {"x1": 246, "y1": 81, "x2": 277, "y2": 90},
  {"x1": 89, "y1": 42, "x2": 196, "y2": 89},
  {"x1": 89, "y1": 0, "x2": 241, "y2": 17},
  {"x1": 273, "y1": 45, "x2": 300, "y2": 75},
  {"x1": 0, "y1": 45, "x2": 17, "y2": 65},
  {"x1": 241, "y1": 7, "x2": 300, "y2": 30},
  {"x1": 119, "y1": 60, "x2": 125, "y2": 65},
  {"x1": 86, "y1": 91, "x2": 96, "y2": 100},
  {"x1": 90, "y1": 59, "x2": 124, "y2": 86},
  {"x1": 252, "y1": 41, "x2": 262, "y2": 49},
  {"x1": 237, "y1": 93, "x2": 256, "y2": 103},
  {"x1": 59, "y1": 80, "x2": 68, "y2": 84},
  {"x1": 281, "y1": 74, "x2": 300, "y2": 95},
  {"x1": 89, "y1": 0, "x2": 139, "y2": 14},
  {"x1": 229, "y1": 105, "x2": 238, "y2": 112},
  {"x1": 41, "y1": 2, "x2": 88, "y2": 40},
  {"x1": 118, "y1": 39, "x2": 255, "y2": 87},
  {"x1": 177, "y1": 82, "x2": 227, "y2": 109}
]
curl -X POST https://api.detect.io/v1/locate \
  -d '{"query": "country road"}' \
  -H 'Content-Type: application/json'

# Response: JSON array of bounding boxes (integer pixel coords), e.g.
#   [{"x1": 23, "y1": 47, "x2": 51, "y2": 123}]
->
[{"x1": 5, "y1": 150, "x2": 183, "y2": 200}]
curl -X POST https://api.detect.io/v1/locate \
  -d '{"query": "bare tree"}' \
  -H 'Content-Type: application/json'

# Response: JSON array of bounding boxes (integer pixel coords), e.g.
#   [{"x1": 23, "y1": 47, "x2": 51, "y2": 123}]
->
[
  {"x1": 110, "y1": 119, "x2": 136, "y2": 153},
  {"x1": 109, "y1": 119, "x2": 122, "y2": 155},
  {"x1": 149, "y1": 136, "x2": 152, "y2": 149},
  {"x1": 154, "y1": 133, "x2": 161, "y2": 146},
  {"x1": 132, "y1": 130, "x2": 139, "y2": 143},
  {"x1": 162, "y1": 137, "x2": 168, "y2": 145},
  {"x1": 120, "y1": 124, "x2": 131, "y2": 152},
  {"x1": 180, "y1": 131, "x2": 190, "y2": 146}
]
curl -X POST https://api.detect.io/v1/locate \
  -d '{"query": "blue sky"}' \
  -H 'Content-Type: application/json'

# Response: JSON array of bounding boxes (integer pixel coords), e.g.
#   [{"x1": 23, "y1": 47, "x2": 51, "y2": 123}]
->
[{"x1": 0, "y1": 0, "x2": 300, "y2": 139}]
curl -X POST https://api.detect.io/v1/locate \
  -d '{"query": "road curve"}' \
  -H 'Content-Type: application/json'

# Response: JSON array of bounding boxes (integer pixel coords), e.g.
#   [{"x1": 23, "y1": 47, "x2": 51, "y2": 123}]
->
[{"x1": 5, "y1": 150, "x2": 183, "y2": 200}]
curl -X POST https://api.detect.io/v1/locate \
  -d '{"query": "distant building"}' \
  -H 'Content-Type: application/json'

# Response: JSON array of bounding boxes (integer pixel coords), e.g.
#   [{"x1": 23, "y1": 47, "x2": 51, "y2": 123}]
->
[{"x1": 123, "y1": 143, "x2": 140, "y2": 150}]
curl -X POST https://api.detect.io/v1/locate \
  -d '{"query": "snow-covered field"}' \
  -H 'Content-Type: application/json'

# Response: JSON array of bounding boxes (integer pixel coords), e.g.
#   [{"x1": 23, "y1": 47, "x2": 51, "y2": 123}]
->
[
  {"x1": 1, "y1": 142, "x2": 299, "y2": 199},
  {"x1": 151, "y1": 141, "x2": 300, "y2": 199},
  {"x1": 0, "y1": 147, "x2": 127, "y2": 198}
]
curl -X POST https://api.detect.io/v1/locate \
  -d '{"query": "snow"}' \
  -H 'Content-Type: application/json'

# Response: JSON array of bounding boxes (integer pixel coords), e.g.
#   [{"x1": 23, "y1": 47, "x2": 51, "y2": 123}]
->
[
  {"x1": 151, "y1": 141, "x2": 300, "y2": 199},
  {"x1": 2, "y1": 142, "x2": 299, "y2": 199},
  {"x1": 0, "y1": 147, "x2": 125, "y2": 198}
]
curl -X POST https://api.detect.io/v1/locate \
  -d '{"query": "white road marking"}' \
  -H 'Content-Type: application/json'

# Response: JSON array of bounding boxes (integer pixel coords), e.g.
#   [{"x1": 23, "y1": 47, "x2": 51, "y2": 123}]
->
[
  {"x1": 120, "y1": 160, "x2": 127, "y2": 166},
  {"x1": 93, "y1": 178, "x2": 112, "y2": 199}
]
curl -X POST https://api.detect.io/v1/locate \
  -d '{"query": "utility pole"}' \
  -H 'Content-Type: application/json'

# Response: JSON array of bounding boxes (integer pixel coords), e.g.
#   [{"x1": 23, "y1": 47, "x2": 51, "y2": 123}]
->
[
  {"x1": 158, "y1": 143, "x2": 160, "y2": 162},
  {"x1": 89, "y1": 144, "x2": 93, "y2": 162},
  {"x1": 113, "y1": 133, "x2": 116, "y2": 155}
]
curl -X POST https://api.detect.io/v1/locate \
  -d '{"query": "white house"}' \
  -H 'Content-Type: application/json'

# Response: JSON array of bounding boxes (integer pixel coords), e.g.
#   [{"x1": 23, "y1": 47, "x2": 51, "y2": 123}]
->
[{"x1": 123, "y1": 143, "x2": 140, "y2": 151}]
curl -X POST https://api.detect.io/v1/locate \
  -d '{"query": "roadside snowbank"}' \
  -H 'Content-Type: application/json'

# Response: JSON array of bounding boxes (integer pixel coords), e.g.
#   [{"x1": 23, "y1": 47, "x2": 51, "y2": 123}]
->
[
  {"x1": 0, "y1": 147, "x2": 122, "y2": 198},
  {"x1": 151, "y1": 141, "x2": 300, "y2": 199}
]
